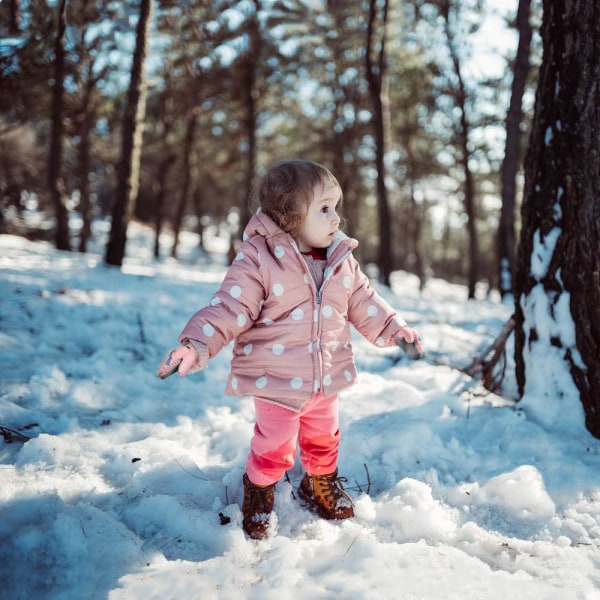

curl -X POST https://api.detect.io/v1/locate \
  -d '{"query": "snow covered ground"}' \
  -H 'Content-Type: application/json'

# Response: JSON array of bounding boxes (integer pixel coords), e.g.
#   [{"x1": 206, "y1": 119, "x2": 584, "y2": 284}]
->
[{"x1": 1, "y1": 222, "x2": 599, "y2": 599}]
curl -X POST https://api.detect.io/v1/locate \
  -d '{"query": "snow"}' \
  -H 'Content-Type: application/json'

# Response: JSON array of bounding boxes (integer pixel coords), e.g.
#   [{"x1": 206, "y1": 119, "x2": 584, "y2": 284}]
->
[{"x1": 1, "y1": 222, "x2": 600, "y2": 600}]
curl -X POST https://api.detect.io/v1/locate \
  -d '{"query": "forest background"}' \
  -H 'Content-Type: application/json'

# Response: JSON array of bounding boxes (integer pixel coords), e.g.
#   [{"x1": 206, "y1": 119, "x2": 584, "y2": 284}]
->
[
  {"x1": 2, "y1": 0, "x2": 600, "y2": 436},
  {"x1": 0, "y1": 0, "x2": 538, "y2": 295}
]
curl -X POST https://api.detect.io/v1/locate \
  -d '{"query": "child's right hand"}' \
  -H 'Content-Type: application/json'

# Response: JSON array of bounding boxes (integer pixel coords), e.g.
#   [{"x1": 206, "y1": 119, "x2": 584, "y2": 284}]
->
[{"x1": 157, "y1": 343, "x2": 205, "y2": 378}]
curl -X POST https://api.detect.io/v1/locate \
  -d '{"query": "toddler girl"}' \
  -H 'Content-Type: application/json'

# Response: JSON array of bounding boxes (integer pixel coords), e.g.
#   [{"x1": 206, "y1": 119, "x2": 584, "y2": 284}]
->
[{"x1": 157, "y1": 159, "x2": 423, "y2": 540}]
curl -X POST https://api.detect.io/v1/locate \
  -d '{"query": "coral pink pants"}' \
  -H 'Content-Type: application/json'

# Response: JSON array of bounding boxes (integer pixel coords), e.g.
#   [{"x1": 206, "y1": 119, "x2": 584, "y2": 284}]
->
[{"x1": 245, "y1": 393, "x2": 340, "y2": 486}]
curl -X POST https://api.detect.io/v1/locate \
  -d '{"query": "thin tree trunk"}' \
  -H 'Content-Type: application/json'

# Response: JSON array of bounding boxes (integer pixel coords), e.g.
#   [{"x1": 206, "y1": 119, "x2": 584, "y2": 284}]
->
[
  {"x1": 239, "y1": 0, "x2": 261, "y2": 239},
  {"x1": 153, "y1": 153, "x2": 176, "y2": 259},
  {"x1": 48, "y1": 0, "x2": 71, "y2": 251},
  {"x1": 366, "y1": 0, "x2": 392, "y2": 286},
  {"x1": 440, "y1": 1, "x2": 478, "y2": 298},
  {"x1": 498, "y1": 0, "x2": 532, "y2": 298},
  {"x1": 77, "y1": 62, "x2": 96, "y2": 253},
  {"x1": 105, "y1": 0, "x2": 152, "y2": 267},
  {"x1": 9, "y1": 0, "x2": 20, "y2": 34},
  {"x1": 171, "y1": 112, "x2": 197, "y2": 259}
]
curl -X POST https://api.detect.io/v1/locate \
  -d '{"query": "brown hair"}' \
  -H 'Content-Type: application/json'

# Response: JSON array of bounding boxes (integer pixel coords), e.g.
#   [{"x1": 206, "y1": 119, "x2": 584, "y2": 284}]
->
[{"x1": 251, "y1": 159, "x2": 343, "y2": 237}]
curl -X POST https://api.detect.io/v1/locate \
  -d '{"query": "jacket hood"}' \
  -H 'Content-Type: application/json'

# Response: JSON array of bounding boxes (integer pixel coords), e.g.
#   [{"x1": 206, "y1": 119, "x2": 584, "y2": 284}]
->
[{"x1": 243, "y1": 210, "x2": 358, "y2": 257}]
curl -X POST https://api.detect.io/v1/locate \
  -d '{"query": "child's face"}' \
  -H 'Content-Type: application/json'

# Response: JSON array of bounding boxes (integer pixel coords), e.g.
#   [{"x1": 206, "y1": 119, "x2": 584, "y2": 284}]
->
[{"x1": 295, "y1": 180, "x2": 341, "y2": 252}]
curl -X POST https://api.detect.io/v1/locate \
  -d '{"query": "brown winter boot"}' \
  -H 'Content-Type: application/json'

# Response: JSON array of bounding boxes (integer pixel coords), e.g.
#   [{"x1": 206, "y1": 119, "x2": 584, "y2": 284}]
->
[
  {"x1": 297, "y1": 469, "x2": 354, "y2": 520},
  {"x1": 242, "y1": 473, "x2": 276, "y2": 540}
]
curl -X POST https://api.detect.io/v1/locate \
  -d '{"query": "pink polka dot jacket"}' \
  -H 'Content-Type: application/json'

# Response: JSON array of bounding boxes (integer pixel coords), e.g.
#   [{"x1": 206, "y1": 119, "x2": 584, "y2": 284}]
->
[{"x1": 179, "y1": 212, "x2": 408, "y2": 411}]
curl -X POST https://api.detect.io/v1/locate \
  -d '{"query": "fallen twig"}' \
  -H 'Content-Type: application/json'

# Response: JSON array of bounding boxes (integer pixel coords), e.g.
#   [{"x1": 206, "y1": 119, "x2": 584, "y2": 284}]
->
[{"x1": 0, "y1": 425, "x2": 31, "y2": 443}]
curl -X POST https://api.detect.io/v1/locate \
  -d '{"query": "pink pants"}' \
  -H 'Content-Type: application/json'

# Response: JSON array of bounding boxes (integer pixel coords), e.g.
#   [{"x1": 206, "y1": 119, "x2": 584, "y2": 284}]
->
[{"x1": 245, "y1": 393, "x2": 340, "y2": 486}]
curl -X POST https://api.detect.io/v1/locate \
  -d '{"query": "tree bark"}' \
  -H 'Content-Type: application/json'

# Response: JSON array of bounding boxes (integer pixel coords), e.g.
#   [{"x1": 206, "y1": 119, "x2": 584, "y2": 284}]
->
[
  {"x1": 514, "y1": 0, "x2": 600, "y2": 436},
  {"x1": 105, "y1": 0, "x2": 152, "y2": 267},
  {"x1": 48, "y1": 0, "x2": 71, "y2": 251},
  {"x1": 153, "y1": 153, "x2": 176, "y2": 259},
  {"x1": 239, "y1": 0, "x2": 261, "y2": 239},
  {"x1": 171, "y1": 112, "x2": 197, "y2": 259},
  {"x1": 498, "y1": 0, "x2": 533, "y2": 298},
  {"x1": 439, "y1": 0, "x2": 478, "y2": 298},
  {"x1": 77, "y1": 61, "x2": 97, "y2": 253},
  {"x1": 366, "y1": 0, "x2": 392, "y2": 286}
]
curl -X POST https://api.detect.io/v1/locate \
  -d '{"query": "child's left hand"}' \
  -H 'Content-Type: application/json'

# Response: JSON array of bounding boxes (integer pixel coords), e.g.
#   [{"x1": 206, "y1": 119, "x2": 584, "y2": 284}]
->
[{"x1": 397, "y1": 325, "x2": 424, "y2": 357}]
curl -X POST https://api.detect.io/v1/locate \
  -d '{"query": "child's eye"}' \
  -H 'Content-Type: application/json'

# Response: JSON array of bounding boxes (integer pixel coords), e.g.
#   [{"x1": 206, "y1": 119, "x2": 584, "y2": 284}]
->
[{"x1": 321, "y1": 206, "x2": 329, "y2": 214}]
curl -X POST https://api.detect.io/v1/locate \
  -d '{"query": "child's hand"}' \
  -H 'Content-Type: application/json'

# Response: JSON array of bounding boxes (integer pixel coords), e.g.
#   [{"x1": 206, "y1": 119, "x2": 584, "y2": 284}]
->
[
  {"x1": 396, "y1": 326, "x2": 424, "y2": 358},
  {"x1": 157, "y1": 344, "x2": 204, "y2": 378}
]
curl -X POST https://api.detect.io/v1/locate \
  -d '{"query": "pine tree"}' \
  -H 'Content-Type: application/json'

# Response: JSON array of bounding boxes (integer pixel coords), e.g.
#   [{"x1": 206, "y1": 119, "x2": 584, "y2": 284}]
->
[{"x1": 514, "y1": 0, "x2": 600, "y2": 436}]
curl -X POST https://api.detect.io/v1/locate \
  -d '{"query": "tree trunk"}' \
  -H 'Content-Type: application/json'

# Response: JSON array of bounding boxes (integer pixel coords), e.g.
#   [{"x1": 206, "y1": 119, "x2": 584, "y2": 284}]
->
[
  {"x1": 514, "y1": 0, "x2": 600, "y2": 437},
  {"x1": 77, "y1": 62, "x2": 96, "y2": 253},
  {"x1": 366, "y1": 0, "x2": 392, "y2": 286},
  {"x1": 171, "y1": 112, "x2": 197, "y2": 259},
  {"x1": 498, "y1": 0, "x2": 533, "y2": 298},
  {"x1": 439, "y1": 0, "x2": 478, "y2": 298},
  {"x1": 153, "y1": 153, "x2": 176, "y2": 259},
  {"x1": 105, "y1": 0, "x2": 152, "y2": 267},
  {"x1": 239, "y1": 0, "x2": 261, "y2": 239},
  {"x1": 8, "y1": 0, "x2": 20, "y2": 34},
  {"x1": 48, "y1": 0, "x2": 71, "y2": 251}
]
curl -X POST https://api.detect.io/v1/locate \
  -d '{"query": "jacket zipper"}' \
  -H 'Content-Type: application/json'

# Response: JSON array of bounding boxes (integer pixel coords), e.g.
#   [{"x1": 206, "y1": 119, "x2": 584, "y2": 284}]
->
[{"x1": 312, "y1": 244, "x2": 352, "y2": 393}]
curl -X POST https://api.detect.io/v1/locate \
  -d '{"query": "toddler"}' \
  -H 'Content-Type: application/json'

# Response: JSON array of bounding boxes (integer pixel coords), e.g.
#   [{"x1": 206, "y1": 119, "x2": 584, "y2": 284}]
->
[{"x1": 157, "y1": 159, "x2": 423, "y2": 539}]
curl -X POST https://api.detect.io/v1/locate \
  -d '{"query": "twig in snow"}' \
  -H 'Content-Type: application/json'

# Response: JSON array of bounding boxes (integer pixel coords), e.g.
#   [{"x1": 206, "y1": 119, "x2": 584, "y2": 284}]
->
[
  {"x1": 0, "y1": 425, "x2": 31, "y2": 443},
  {"x1": 136, "y1": 311, "x2": 146, "y2": 344}
]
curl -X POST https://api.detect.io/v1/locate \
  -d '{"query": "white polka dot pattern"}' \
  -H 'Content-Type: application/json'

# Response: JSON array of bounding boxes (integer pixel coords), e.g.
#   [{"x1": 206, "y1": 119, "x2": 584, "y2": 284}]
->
[
  {"x1": 256, "y1": 376, "x2": 267, "y2": 389},
  {"x1": 178, "y1": 215, "x2": 406, "y2": 412}
]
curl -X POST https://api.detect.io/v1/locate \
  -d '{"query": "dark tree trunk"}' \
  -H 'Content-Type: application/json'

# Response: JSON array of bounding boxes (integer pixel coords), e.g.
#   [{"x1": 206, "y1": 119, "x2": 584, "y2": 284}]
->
[
  {"x1": 366, "y1": 0, "x2": 392, "y2": 286},
  {"x1": 8, "y1": 0, "x2": 20, "y2": 34},
  {"x1": 439, "y1": 0, "x2": 478, "y2": 298},
  {"x1": 498, "y1": 0, "x2": 533, "y2": 298},
  {"x1": 239, "y1": 0, "x2": 261, "y2": 239},
  {"x1": 171, "y1": 112, "x2": 197, "y2": 259},
  {"x1": 153, "y1": 153, "x2": 176, "y2": 259},
  {"x1": 48, "y1": 0, "x2": 71, "y2": 251},
  {"x1": 514, "y1": 0, "x2": 600, "y2": 437},
  {"x1": 105, "y1": 0, "x2": 152, "y2": 267},
  {"x1": 77, "y1": 62, "x2": 96, "y2": 253}
]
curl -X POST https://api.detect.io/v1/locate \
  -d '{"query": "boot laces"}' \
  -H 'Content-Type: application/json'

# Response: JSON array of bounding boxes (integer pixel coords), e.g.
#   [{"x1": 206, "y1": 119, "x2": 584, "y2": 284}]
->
[
  {"x1": 318, "y1": 474, "x2": 351, "y2": 504},
  {"x1": 245, "y1": 482, "x2": 274, "y2": 520}
]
